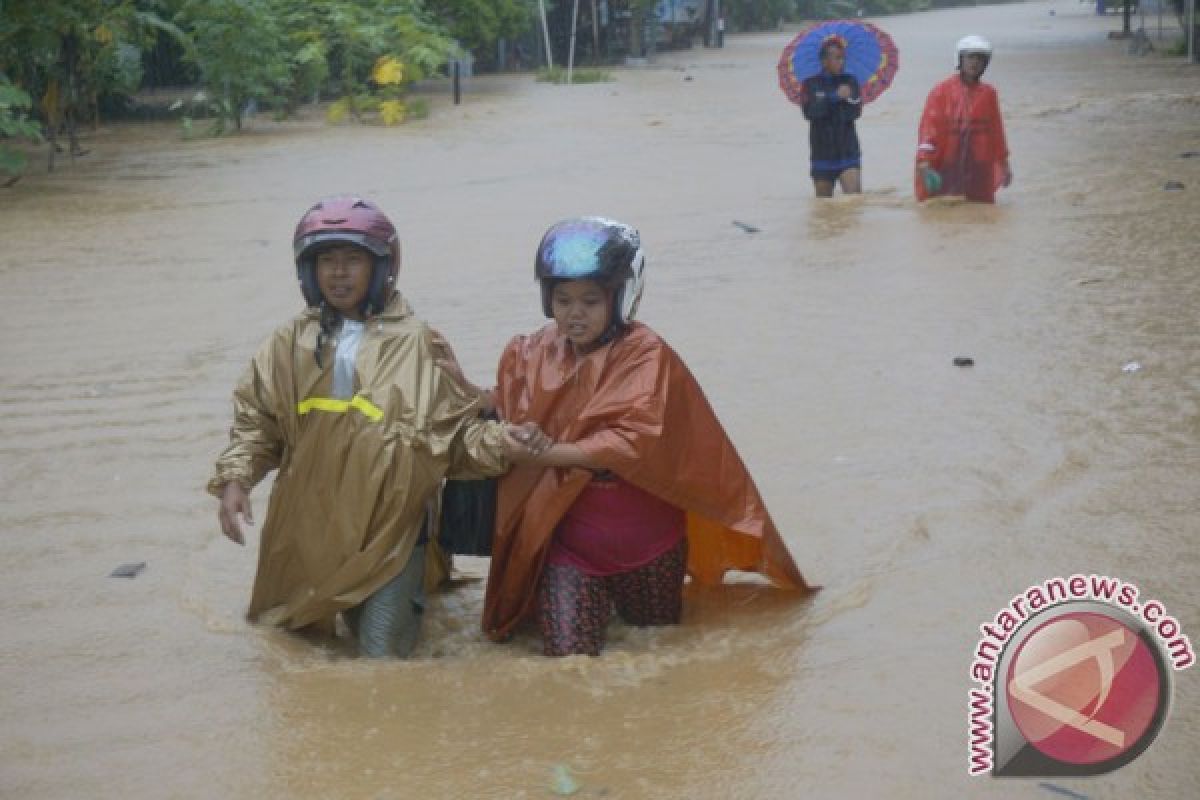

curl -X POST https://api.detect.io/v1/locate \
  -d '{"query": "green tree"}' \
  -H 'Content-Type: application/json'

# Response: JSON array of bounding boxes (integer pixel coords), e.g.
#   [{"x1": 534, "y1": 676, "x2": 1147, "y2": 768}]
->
[
  {"x1": 423, "y1": 0, "x2": 534, "y2": 55},
  {"x1": 174, "y1": 0, "x2": 289, "y2": 131},
  {"x1": 1168, "y1": 0, "x2": 1200, "y2": 59},
  {"x1": 723, "y1": 0, "x2": 798, "y2": 30},
  {"x1": 0, "y1": 0, "x2": 184, "y2": 169},
  {"x1": 0, "y1": 78, "x2": 42, "y2": 183},
  {"x1": 271, "y1": 0, "x2": 455, "y2": 124}
]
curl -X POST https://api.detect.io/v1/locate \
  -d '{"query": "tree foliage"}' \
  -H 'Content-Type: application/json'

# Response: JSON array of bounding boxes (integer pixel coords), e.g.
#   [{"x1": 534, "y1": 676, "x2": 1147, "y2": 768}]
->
[
  {"x1": 266, "y1": 0, "x2": 456, "y2": 125},
  {"x1": 173, "y1": 0, "x2": 289, "y2": 131},
  {"x1": 0, "y1": 0, "x2": 185, "y2": 170},
  {"x1": 423, "y1": 0, "x2": 533, "y2": 55},
  {"x1": 0, "y1": 78, "x2": 42, "y2": 180},
  {"x1": 0, "y1": 0, "x2": 482, "y2": 151}
]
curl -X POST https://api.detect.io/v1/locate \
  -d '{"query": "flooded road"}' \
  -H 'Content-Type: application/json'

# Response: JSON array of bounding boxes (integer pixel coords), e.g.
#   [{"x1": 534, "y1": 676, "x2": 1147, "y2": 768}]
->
[{"x1": 2, "y1": 2, "x2": 1198, "y2": 797}]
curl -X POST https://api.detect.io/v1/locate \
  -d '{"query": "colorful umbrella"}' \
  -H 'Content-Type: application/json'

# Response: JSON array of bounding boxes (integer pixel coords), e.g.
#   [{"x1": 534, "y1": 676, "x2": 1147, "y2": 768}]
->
[{"x1": 777, "y1": 20, "x2": 899, "y2": 106}]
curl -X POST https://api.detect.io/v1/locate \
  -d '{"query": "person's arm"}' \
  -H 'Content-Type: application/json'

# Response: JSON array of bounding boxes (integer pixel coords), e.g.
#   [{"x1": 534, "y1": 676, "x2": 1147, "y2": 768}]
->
[
  {"x1": 523, "y1": 441, "x2": 600, "y2": 469},
  {"x1": 914, "y1": 85, "x2": 946, "y2": 194},
  {"x1": 800, "y1": 77, "x2": 830, "y2": 121},
  {"x1": 915, "y1": 84, "x2": 944, "y2": 169},
  {"x1": 837, "y1": 76, "x2": 862, "y2": 121},
  {"x1": 208, "y1": 335, "x2": 288, "y2": 544},
  {"x1": 430, "y1": 329, "x2": 496, "y2": 415},
  {"x1": 989, "y1": 87, "x2": 1012, "y2": 187}
]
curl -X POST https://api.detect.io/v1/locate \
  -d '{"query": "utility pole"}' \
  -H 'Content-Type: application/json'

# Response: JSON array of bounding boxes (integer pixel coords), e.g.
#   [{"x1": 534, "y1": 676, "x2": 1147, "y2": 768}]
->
[
  {"x1": 567, "y1": 0, "x2": 580, "y2": 83},
  {"x1": 538, "y1": 0, "x2": 554, "y2": 68},
  {"x1": 1190, "y1": 0, "x2": 1197, "y2": 63}
]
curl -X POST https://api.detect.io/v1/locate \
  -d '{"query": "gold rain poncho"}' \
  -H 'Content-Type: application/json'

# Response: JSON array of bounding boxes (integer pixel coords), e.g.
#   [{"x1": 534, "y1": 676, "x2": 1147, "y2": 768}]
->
[{"x1": 207, "y1": 292, "x2": 509, "y2": 631}]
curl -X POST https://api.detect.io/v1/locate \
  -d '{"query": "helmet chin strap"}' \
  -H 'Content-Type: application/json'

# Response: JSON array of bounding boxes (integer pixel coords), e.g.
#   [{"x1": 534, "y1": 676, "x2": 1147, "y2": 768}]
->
[
  {"x1": 594, "y1": 320, "x2": 624, "y2": 347},
  {"x1": 360, "y1": 256, "x2": 395, "y2": 315},
  {"x1": 592, "y1": 291, "x2": 627, "y2": 347}
]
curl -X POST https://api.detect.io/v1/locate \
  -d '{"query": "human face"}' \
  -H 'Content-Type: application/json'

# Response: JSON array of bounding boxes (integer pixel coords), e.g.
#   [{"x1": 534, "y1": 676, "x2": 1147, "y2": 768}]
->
[
  {"x1": 821, "y1": 45, "x2": 845, "y2": 75},
  {"x1": 315, "y1": 244, "x2": 373, "y2": 320},
  {"x1": 551, "y1": 279, "x2": 612, "y2": 352},
  {"x1": 960, "y1": 53, "x2": 987, "y2": 83}
]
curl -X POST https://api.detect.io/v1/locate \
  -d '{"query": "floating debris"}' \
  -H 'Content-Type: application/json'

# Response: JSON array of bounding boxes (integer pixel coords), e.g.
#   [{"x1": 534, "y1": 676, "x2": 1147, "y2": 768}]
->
[
  {"x1": 1163, "y1": 181, "x2": 1185, "y2": 191},
  {"x1": 1122, "y1": 361, "x2": 1142, "y2": 373},
  {"x1": 110, "y1": 561, "x2": 147, "y2": 579},
  {"x1": 550, "y1": 764, "x2": 580, "y2": 796},
  {"x1": 1037, "y1": 782, "x2": 1090, "y2": 800},
  {"x1": 953, "y1": 357, "x2": 975, "y2": 367},
  {"x1": 732, "y1": 220, "x2": 761, "y2": 233}
]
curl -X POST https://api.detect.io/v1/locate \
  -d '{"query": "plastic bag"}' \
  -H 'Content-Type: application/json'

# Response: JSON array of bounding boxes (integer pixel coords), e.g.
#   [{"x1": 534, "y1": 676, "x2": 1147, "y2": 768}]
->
[{"x1": 922, "y1": 166, "x2": 943, "y2": 194}]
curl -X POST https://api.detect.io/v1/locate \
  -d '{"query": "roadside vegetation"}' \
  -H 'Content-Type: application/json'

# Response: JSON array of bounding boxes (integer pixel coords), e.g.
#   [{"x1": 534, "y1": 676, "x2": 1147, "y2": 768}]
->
[{"x1": 1, "y1": 0, "x2": 1194, "y2": 184}]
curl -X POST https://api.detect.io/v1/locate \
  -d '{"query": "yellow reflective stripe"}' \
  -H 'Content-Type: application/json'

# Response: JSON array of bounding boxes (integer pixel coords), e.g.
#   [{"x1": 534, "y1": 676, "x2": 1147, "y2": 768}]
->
[
  {"x1": 349, "y1": 396, "x2": 384, "y2": 421},
  {"x1": 296, "y1": 395, "x2": 384, "y2": 421}
]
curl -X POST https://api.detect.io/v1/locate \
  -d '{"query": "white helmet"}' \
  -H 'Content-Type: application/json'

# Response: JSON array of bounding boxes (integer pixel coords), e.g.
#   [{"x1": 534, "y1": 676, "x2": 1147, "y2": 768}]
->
[{"x1": 956, "y1": 35, "x2": 993, "y2": 59}]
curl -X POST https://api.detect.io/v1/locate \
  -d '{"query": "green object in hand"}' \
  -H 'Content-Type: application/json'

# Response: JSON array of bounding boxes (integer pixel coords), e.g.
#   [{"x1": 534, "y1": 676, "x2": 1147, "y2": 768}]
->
[{"x1": 922, "y1": 167, "x2": 943, "y2": 194}]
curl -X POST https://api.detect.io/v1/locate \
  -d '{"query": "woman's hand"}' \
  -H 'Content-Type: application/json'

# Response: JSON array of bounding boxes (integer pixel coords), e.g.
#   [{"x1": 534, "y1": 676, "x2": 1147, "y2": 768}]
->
[
  {"x1": 218, "y1": 482, "x2": 253, "y2": 545},
  {"x1": 430, "y1": 329, "x2": 472, "y2": 389},
  {"x1": 431, "y1": 329, "x2": 495, "y2": 413},
  {"x1": 918, "y1": 162, "x2": 942, "y2": 194},
  {"x1": 503, "y1": 422, "x2": 552, "y2": 462},
  {"x1": 836, "y1": 84, "x2": 852, "y2": 100},
  {"x1": 502, "y1": 425, "x2": 601, "y2": 469}
]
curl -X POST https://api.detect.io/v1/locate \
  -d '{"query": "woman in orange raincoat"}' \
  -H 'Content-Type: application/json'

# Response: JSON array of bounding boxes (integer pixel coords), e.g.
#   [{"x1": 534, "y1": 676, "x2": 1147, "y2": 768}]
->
[
  {"x1": 915, "y1": 35, "x2": 1013, "y2": 203},
  {"x1": 441, "y1": 217, "x2": 814, "y2": 656}
]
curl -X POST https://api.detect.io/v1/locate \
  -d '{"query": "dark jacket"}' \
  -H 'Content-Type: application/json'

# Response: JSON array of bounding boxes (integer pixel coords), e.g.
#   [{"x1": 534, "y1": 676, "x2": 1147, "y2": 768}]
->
[{"x1": 801, "y1": 72, "x2": 862, "y2": 173}]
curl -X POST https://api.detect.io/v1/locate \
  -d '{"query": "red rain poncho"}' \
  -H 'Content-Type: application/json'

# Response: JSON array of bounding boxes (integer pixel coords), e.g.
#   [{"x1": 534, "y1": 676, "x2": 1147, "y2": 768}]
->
[{"x1": 915, "y1": 75, "x2": 1009, "y2": 203}]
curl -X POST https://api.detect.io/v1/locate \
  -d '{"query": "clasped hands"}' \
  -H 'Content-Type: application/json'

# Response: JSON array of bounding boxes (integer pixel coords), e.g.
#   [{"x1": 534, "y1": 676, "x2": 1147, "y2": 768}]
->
[
  {"x1": 503, "y1": 421, "x2": 553, "y2": 463},
  {"x1": 218, "y1": 421, "x2": 556, "y2": 545}
]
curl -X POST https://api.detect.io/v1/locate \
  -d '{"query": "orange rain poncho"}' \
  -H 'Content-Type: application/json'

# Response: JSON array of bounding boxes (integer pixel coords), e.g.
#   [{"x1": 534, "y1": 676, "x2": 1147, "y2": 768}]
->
[
  {"x1": 915, "y1": 75, "x2": 1010, "y2": 203},
  {"x1": 208, "y1": 293, "x2": 509, "y2": 632},
  {"x1": 482, "y1": 322, "x2": 814, "y2": 640}
]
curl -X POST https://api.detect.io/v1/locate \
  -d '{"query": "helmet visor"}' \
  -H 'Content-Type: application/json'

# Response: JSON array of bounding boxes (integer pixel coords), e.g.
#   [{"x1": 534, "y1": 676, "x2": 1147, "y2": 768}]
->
[
  {"x1": 295, "y1": 230, "x2": 390, "y2": 261},
  {"x1": 539, "y1": 220, "x2": 613, "y2": 278}
]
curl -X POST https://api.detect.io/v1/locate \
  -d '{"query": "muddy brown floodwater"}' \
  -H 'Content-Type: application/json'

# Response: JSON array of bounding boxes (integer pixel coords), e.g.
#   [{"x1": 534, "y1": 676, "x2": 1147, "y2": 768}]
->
[{"x1": 1, "y1": 2, "x2": 1197, "y2": 798}]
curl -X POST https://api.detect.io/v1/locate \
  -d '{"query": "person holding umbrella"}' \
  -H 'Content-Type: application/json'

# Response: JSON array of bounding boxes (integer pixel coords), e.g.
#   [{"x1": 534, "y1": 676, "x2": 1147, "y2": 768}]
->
[
  {"x1": 777, "y1": 20, "x2": 898, "y2": 199},
  {"x1": 915, "y1": 35, "x2": 1013, "y2": 203},
  {"x1": 801, "y1": 39, "x2": 863, "y2": 197}
]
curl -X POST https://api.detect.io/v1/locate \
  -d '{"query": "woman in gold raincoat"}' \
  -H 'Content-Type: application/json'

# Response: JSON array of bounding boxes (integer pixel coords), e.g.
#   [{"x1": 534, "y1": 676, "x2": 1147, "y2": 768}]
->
[{"x1": 208, "y1": 196, "x2": 538, "y2": 657}]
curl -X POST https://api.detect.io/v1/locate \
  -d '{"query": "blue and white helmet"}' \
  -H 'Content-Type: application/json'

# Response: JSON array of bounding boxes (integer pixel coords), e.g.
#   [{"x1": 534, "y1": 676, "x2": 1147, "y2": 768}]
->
[{"x1": 534, "y1": 216, "x2": 646, "y2": 324}]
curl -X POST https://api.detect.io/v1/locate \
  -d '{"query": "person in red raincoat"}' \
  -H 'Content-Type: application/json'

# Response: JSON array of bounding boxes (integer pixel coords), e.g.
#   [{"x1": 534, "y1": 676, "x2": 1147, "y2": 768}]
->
[
  {"x1": 438, "y1": 217, "x2": 814, "y2": 656},
  {"x1": 915, "y1": 35, "x2": 1013, "y2": 203}
]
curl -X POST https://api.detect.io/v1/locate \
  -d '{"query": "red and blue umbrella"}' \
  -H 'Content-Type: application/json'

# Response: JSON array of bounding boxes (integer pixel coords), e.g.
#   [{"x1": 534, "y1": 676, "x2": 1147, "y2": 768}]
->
[{"x1": 777, "y1": 20, "x2": 899, "y2": 106}]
